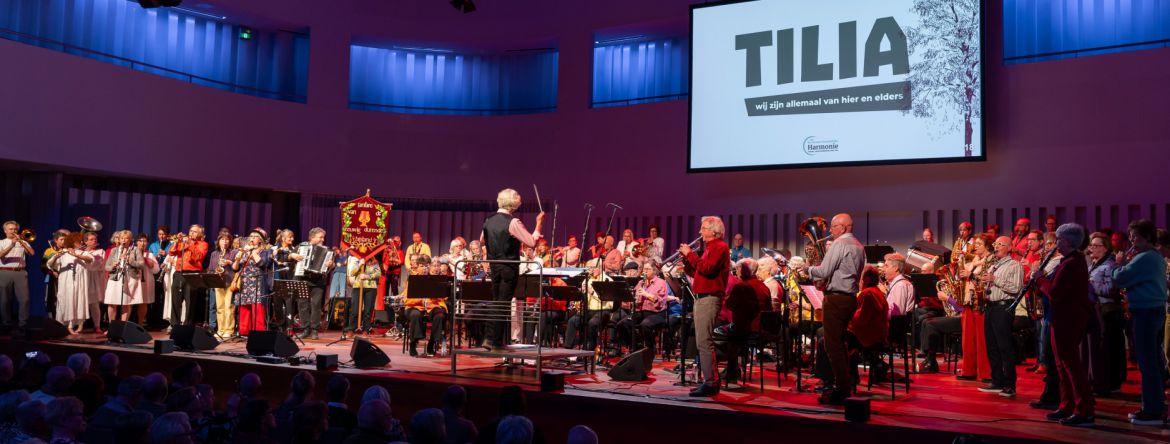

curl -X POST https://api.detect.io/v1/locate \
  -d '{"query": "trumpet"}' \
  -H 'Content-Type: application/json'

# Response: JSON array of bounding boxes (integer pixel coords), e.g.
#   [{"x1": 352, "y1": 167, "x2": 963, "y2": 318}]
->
[
  {"x1": 662, "y1": 236, "x2": 702, "y2": 267},
  {"x1": 19, "y1": 228, "x2": 35, "y2": 242}
]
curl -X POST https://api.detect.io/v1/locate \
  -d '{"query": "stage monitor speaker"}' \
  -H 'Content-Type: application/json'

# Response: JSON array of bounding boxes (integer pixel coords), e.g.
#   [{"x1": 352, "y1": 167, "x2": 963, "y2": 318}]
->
[
  {"x1": 108, "y1": 320, "x2": 152, "y2": 344},
  {"x1": 170, "y1": 325, "x2": 219, "y2": 351},
  {"x1": 316, "y1": 354, "x2": 338, "y2": 371},
  {"x1": 25, "y1": 316, "x2": 68, "y2": 340},
  {"x1": 540, "y1": 371, "x2": 565, "y2": 392},
  {"x1": 844, "y1": 397, "x2": 871, "y2": 422},
  {"x1": 246, "y1": 331, "x2": 299, "y2": 357},
  {"x1": 154, "y1": 339, "x2": 175, "y2": 354},
  {"x1": 607, "y1": 347, "x2": 654, "y2": 381},
  {"x1": 350, "y1": 338, "x2": 390, "y2": 368}
]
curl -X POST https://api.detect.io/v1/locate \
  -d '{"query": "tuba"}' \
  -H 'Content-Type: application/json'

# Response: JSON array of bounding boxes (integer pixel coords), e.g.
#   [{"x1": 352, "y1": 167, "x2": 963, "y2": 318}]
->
[
  {"x1": 77, "y1": 216, "x2": 102, "y2": 233},
  {"x1": 934, "y1": 263, "x2": 961, "y2": 316},
  {"x1": 799, "y1": 216, "x2": 829, "y2": 266}
]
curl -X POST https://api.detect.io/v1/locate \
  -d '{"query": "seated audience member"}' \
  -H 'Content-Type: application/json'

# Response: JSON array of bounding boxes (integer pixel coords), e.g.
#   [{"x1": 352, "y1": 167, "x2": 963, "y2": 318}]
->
[
  {"x1": 226, "y1": 373, "x2": 262, "y2": 418},
  {"x1": 0, "y1": 391, "x2": 32, "y2": 443},
  {"x1": 16, "y1": 351, "x2": 52, "y2": 393},
  {"x1": 291, "y1": 401, "x2": 328, "y2": 444},
  {"x1": 46, "y1": 396, "x2": 87, "y2": 444},
  {"x1": 5, "y1": 399, "x2": 48, "y2": 444},
  {"x1": 361, "y1": 386, "x2": 391, "y2": 405},
  {"x1": 441, "y1": 385, "x2": 478, "y2": 444},
  {"x1": 65, "y1": 353, "x2": 91, "y2": 377},
  {"x1": 0, "y1": 354, "x2": 16, "y2": 393},
  {"x1": 230, "y1": 399, "x2": 278, "y2": 444},
  {"x1": 476, "y1": 386, "x2": 545, "y2": 444},
  {"x1": 495, "y1": 416, "x2": 534, "y2": 444},
  {"x1": 31, "y1": 366, "x2": 74, "y2": 403},
  {"x1": 324, "y1": 375, "x2": 358, "y2": 442},
  {"x1": 276, "y1": 371, "x2": 317, "y2": 442},
  {"x1": 169, "y1": 362, "x2": 203, "y2": 393},
  {"x1": 97, "y1": 352, "x2": 121, "y2": 398},
  {"x1": 151, "y1": 412, "x2": 194, "y2": 444},
  {"x1": 410, "y1": 408, "x2": 447, "y2": 444},
  {"x1": 88, "y1": 376, "x2": 145, "y2": 438},
  {"x1": 344, "y1": 399, "x2": 405, "y2": 444},
  {"x1": 566, "y1": 425, "x2": 598, "y2": 444},
  {"x1": 137, "y1": 372, "x2": 169, "y2": 419}
]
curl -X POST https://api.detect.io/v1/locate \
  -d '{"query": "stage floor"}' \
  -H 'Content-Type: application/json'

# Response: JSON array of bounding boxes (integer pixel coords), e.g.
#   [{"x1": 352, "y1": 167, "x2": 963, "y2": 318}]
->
[{"x1": 30, "y1": 329, "x2": 1170, "y2": 444}]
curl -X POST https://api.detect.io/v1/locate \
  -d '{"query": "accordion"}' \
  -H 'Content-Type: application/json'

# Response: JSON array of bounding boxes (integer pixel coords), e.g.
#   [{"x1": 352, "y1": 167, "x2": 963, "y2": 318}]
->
[{"x1": 294, "y1": 243, "x2": 334, "y2": 277}]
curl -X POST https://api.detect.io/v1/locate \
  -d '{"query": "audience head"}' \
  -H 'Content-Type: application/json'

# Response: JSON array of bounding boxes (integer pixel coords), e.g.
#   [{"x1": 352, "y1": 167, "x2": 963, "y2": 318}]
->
[
  {"x1": 362, "y1": 385, "x2": 391, "y2": 406},
  {"x1": 238, "y1": 373, "x2": 262, "y2": 399},
  {"x1": 357, "y1": 399, "x2": 393, "y2": 434},
  {"x1": 327, "y1": 375, "x2": 351, "y2": 403},
  {"x1": 66, "y1": 353, "x2": 91, "y2": 375},
  {"x1": 0, "y1": 389, "x2": 30, "y2": 422},
  {"x1": 289, "y1": 370, "x2": 316, "y2": 401},
  {"x1": 143, "y1": 372, "x2": 169, "y2": 403},
  {"x1": 0, "y1": 354, "x2": 13, "y2": 382},
  {"x1": 409, "y1": 408, "x2": 446, "y2": 444},
  {"x1": 43, "y1": 365, "x2": 75, "y2": 396},
  {"x1": 567, "y1": 425, "x2": 599, "y2": 444},
  {"x1": 165, "y1": 387, "x2": 201, "y2": 418},
  {"x1": 118, "y1": 375, "x2": 146, "y2": 404},
  {"x1": 498, "y1": 385, "x2": 526, "y2": 417},
  {"x1": 16, "y1": 399, "x2": 47, "y2": 436},
  {"x1": 46, "y1": 396, "x2": 86, "y2": 439},
  {"x1": 442, "y1": 384, "x2": 468, "y2": 413},
  {"x1": 97, "y1": 352, "x2": 119, "y2": 376},
  {"x1": 291, "y1": 401, "x2": 328, "y2": 442},
  {"x1": 496, "y1": 415, "x2": 534, "y2": 444},
  {"x1": 151, "y1": 412, "x2": 192, "y2": 444},
  {"x1": 171, "y1": 362, "x2": 202, "y2": 388}
]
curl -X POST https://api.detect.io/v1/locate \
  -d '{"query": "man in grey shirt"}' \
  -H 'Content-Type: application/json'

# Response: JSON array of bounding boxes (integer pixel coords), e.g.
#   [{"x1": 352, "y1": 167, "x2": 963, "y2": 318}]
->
[{"x1": 801, "y1": 213, "x2": 865, "y2": 405}]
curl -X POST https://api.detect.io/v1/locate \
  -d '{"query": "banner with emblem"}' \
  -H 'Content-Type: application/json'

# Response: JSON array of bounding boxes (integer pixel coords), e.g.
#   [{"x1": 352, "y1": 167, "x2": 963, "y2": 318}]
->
[{"x1": 339, "y1": 190, "x2": 392, "y2": 260}]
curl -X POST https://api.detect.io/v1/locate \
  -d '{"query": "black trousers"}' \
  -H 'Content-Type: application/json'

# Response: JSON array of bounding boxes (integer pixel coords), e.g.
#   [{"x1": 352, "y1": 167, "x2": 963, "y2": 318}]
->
[
  {"x1": 984, "y1": 301, "x2": 1017, "y2": 389},
  {"x1": 1097, "y1": 303, "x2": 1128, "y2": 392},
  {"x1": 920, "y1": 315, "x2": 961, "y2": 353},
  {"x1": 346, "y1": 287, "x2": 376, "y2": 333},
  {"x1": 618, "y1": 310, "x2": 667, "y2": 353},
  {"x1": 485, "y1": 264, "x2": 518, "y2": 346},
  {"x1": 1037, "y1": 316, "x2": 1061, "y2": 404},
  {"x1": 408, "y1": 307, "x2": 448, "y2": 344},
  {"x1": 295, "y1": 277, "x2": 326, "y2": 331},
  {"x1": 565, "y1": 311, "x2": 618, "y2": 350},
  {"x1": 170, "y1": 273, "x2": 194, "y2": 327}
]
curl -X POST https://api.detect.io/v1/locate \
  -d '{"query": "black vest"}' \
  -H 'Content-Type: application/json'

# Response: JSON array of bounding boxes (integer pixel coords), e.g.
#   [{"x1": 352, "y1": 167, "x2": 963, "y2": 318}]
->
[{"x1": 483, "y1": 212, "x2": 520, "y2": 261}]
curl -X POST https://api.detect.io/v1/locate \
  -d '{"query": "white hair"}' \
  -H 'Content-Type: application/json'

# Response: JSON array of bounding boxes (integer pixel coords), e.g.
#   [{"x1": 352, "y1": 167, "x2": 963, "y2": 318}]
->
[
  {"x1": 756, "y1": 257, "x2": 778, "y2": 279},
  {"x1": 496, "y1": 188, "x2": 522, "y2": 212},
  {"x1": 1055, "y1": 223, "x2": 1085, "y2": 249},
  {"x1": 735, "y1": 258, "x2": 758, "y2": 279},
  {"x1": 362, "y1": 385, "x2": 391, "y2": 406},
  {"x1": 788, "y1": 256, "x2": 806, "y2": 269},
  {"x1": 701, "y1": 216, "x2": 725, "y2": 237}
]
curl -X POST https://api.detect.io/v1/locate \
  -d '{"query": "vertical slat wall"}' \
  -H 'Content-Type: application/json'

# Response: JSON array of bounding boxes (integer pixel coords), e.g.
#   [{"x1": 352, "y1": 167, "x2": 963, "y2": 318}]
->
[{"x1": 62, "y1": 176, "x2": 282, "y2": 241}]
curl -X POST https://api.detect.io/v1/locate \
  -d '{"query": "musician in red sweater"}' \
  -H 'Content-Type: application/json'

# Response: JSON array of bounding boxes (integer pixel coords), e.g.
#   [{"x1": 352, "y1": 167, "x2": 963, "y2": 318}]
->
[{"x1": 679, "y1": 216, "x2": 731, "y2": 397}]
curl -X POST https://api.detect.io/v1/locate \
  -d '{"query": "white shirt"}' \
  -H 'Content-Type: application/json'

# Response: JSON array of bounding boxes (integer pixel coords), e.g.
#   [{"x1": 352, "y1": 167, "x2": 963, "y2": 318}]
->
[
  {"x1": 0, "y1": 239, "x2": 27, "y2": 268},
  {"x1": 885, "y1": 274, "x2": 916, "y2": 318}
]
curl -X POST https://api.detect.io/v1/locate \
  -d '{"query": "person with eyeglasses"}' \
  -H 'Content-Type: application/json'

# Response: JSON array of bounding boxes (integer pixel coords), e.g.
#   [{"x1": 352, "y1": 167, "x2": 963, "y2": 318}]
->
[
  {"x1": 1085, "y1": 232, "x2": 1125, "y2": 395},
  {"x1": 1111, "y1": 219, "x2": 1168, "y2": 426},
  {"x1": 975, "y1": 236, "x2": 1025, "y2": 398},
  {"x1": 1035, "y1": 224, "x2": 1095, "y2": 427}
]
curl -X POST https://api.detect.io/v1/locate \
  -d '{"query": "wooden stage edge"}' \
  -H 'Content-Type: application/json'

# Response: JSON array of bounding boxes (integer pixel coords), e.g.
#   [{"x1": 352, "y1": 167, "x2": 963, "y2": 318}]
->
[{"x1": 5, "y1": 331, "x2": 1166, "y2": 444}]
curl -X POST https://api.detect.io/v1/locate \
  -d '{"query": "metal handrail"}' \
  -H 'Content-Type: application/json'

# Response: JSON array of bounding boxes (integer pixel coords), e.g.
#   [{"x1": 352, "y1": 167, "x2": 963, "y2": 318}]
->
[
  {"x1": 449, "y1": 258, "x2": 546, "y2": 376},
  {"x1": 591, "y1": 92, "x2": 689, "y2": 107},
  {"x1": 348, "y1": 101, "x2": 557, "y2": 114},
  {"x1": 0, "y1": 27, "x2": 306, "y2": 102}
]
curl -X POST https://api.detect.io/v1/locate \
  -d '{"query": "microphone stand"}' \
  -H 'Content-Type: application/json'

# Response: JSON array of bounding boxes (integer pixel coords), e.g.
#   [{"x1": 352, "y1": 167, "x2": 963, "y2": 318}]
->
[{"x1": 603, "y1": 203, "x2": 622, "y2": 239}]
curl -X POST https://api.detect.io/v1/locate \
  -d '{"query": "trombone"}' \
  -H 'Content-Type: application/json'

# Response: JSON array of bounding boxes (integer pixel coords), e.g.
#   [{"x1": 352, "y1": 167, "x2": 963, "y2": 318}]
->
[{"x1": 19, "y1": 228, "x2": 35, "y2": 242}]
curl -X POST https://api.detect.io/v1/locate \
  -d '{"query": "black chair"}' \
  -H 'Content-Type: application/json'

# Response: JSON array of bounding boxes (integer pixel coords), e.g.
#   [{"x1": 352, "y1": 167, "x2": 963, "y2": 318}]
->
[{"x1": 758, "y1": 311, "x2": 786, "y2": 388}]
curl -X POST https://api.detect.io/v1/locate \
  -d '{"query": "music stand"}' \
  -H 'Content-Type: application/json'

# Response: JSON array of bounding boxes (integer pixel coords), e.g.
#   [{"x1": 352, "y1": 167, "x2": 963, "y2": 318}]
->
[
  {"x1": 273, "y1": 279, "x2": 309, "y2": 346},
  {"x1": 181, "y1": 273, "x2": 227, "y2": 327},
  {"x1": 454, "y1": 280, "x2": 493, "y2": 350},
  {"x1": 909, "y1": 273, "x2": 940, "y2": 298},
  {"x1": 662, "y1": 275, "x2": 697, "y2": 385},
  {"x1": 590, "y1": 281, "x2": 635, "y2": 365},
  {"x1": 543, "y1": 286, "x2": 582, "y2": 349},
  {"x1": 511, "y1": 275, "x2": 542, "y2": 300},
  {"x1": 864, "y1": 245, "x2": 896, "y2": 264}
]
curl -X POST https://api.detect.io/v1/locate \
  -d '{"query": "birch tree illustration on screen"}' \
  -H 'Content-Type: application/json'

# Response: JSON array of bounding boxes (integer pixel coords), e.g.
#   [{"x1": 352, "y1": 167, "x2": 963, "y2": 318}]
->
[{"x1": 906, "y1": 0, "x2": 981, "y2": 157}]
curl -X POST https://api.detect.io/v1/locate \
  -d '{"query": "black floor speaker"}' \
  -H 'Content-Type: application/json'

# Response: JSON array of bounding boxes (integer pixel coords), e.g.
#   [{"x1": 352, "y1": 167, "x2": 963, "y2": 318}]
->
[
  {"x1": 607, "y1": 347, "x2": 654, "y2": 381},
  {"x1": 170, "y1": 325, "x2": 220, "y2": 351},
  {"x1": 350, "y1": 337, "x2": 390, "y2": 368},
  {"x1": 25, "y1": 316, "x2": 69, "y2": 340},
  {"x1": 246, "y1": 330, "x2": 299, "y2": 357},
  {"x1": 108, "y1": 320, "x2": 152, "y2": 344}
]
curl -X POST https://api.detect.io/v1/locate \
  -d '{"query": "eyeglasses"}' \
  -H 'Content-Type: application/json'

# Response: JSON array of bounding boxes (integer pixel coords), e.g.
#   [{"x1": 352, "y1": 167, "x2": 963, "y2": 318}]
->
[{"x1": 1088, "y1": 243, "x2": 1106, "y2": 248}]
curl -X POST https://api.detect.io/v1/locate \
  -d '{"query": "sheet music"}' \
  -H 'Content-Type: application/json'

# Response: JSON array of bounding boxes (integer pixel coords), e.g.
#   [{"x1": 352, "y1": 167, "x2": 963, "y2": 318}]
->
[{"x1": 800, "y1": 285, "x2": 824, "y2": 309}]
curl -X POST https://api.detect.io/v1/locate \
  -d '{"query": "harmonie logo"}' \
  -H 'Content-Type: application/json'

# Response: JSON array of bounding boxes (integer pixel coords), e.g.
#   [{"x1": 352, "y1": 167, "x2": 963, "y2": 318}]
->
[{"x1": 802, "y1": 136, "x2": 839, "y2": 156}]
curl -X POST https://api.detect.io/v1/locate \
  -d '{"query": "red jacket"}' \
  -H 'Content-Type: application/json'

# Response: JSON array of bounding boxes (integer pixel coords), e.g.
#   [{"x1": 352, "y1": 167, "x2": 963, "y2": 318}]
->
[
  {"x1": 849, "y1": 287, "x2": 889, "y2": 348},
  {"x1": 724, "y1": 277, "x2": 770, "y2": 331},
  {"x1": 1037, "y1": 251, "x2": 1091, "y2": 329},
  {"x1": 684, "y1": 238, "x2": 730, "y2": 296},
  {"x1": 169, "y1": 240, "x2": 208, "y2": 272}
]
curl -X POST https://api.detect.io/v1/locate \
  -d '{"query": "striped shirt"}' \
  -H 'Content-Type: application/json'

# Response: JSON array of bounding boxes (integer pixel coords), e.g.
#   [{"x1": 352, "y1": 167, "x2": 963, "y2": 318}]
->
[{"x1": 985, "y1": 256, "x2": 1024, "y2": 302}]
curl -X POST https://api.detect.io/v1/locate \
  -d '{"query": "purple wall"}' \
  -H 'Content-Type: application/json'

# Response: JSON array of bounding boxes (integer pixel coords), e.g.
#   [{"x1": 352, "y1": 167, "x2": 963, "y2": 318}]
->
[{"x1": 1, "y1": 0, "x2": 1168, "y2": 252}]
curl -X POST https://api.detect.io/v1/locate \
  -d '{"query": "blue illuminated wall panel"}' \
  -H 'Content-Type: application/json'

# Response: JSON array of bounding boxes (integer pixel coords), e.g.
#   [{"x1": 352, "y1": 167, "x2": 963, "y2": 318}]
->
[
  {"x1": 592, "y1": 37, "x2": 688, "y2": 108},
  {"x1": 1004, "y1": 0, "x2": 1170, "y2": 63}
]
